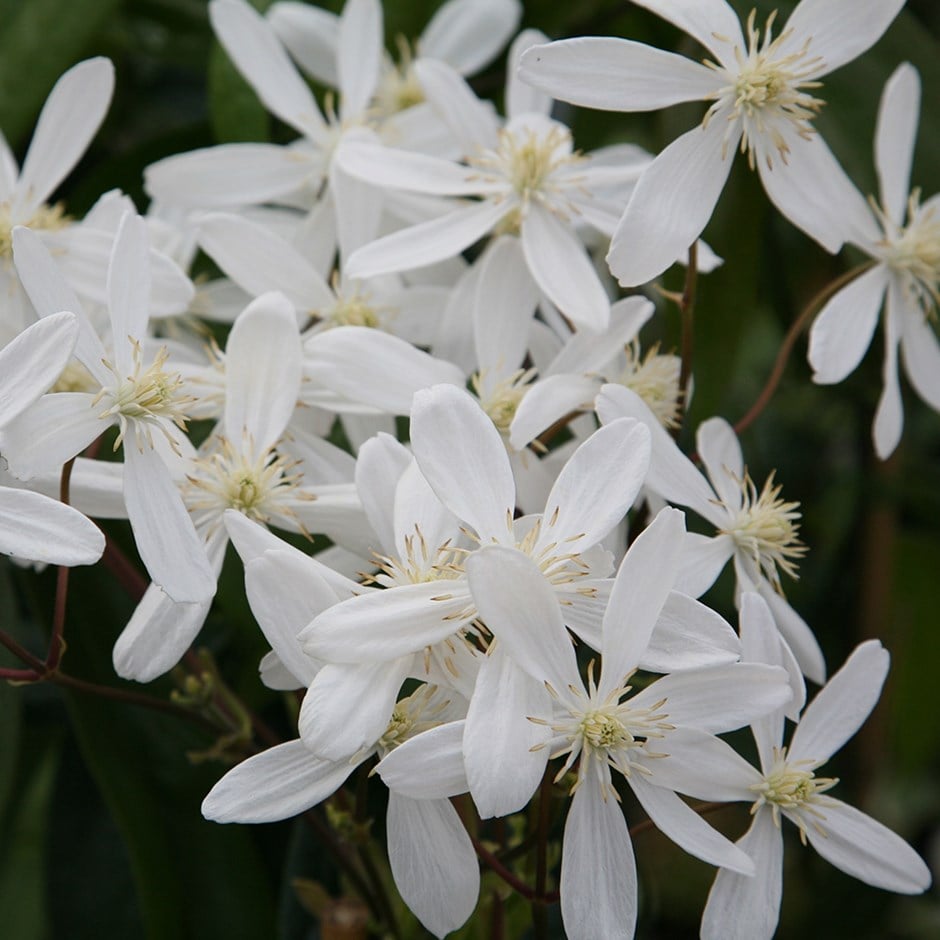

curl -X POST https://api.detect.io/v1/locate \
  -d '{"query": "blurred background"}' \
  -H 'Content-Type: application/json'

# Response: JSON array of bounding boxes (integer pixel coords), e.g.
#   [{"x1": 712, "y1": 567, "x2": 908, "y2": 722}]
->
[{"x1": 1, "y1": 0, "x2": 938, "y2": 936}]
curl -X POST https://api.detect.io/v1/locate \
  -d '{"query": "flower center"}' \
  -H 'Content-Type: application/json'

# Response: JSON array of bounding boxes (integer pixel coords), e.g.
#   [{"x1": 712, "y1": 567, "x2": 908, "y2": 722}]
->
[
  {"x1": 471, "y1": 368, "x2": 535, "y2": 437},
  {"x1": 0, "y1": 201, "x2": 70, "y2": 258},
  {"x1": 95, "y1": 342, "x2": 193, "y2": 451},
  {"x1": 704, "y1": 9, "x2": 825, "y2": 168},
  {"x1": 376, "y1": 683, "x2": 448, "y2": 756},
  {"x1": 718, "y1": 469, "x2": 805, "y2": 587},
  {"x1": 877, "y1": 189, "x2": 940, "y2": 315},
  {"x1": 617, "y1": 342, "x2": 682, "y2": 429},
  {"x1": 374, "y1": 37, "x2": 425, "y2": 115},
  {"x1": 750, "y1": 747, "x2": 838, "y2": 841},
  {"x1": 370, "y1": 525, "x2": 465, "y2": 588}
]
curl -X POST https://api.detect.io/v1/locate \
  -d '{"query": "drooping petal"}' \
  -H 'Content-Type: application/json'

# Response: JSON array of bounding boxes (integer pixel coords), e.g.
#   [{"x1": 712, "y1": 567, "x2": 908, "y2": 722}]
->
[
  {"x1": 788, "y1": 640, "x2": 888, "y2": 764},
  {"x1": 14, "y1": 58, "x2": 114, "y2": 217},
  {"x1": 521, "y1": 203, "x2": 610, "y2": 332},
  {"x1": 808, "y1": 264, "x2": 888, "y2": 384},
  {"x1": 337, "y1": 0, "x2": 382, "y2": 120},
  {"x1": 804, "y1": 797, "x2": 931, "y2": 894},
  {"x1": 0, "y1": 487, "x2": 104, "y2": 566},
  {"x1": 900, "y1": 287, "x2": 940, "y2": 411},
  {"x1": 873, "y1": 278, "x2": 905, "y2": 459},
  {"x1": 599, "y1": 507, "x2": 685, "y2": 697},
  {"x1": 701, "y1": 811, "x2": 784, "y2": 940},
  {"x1": 202, "y1": 740, "x2": 355, "y2": 823},
  {"x1": 420, "y1": 0, "x2": 521, "y2": 76},
  {"x1": 560, "y1": 784, "x2": 636, "y2": 940},
  {"x1": 376, "y1": 722, "x2": 469, "y2": 800},
  {"x1": 537, "y1": 418, "x2": 650, "y2": 557},
  {"x1": 630, "y1": 0, "x2": 746, "y2": 67},
  {"x1": 630, "y1": 774, "x2": 754, "y2": 874},
  {"x1": 465, "y1": 545, "x2": 582, "y2": 696},
  {"x1": 387, "y1": 793, "x2": 479, "y2": 940},
  {"x1": 517, "y1": 38, "x2": 722, "y2": 112},
  {"x1": 463, "y1": 645, "x2": 551, "y2": 818},
  {"x1": 607, "y1": 116, "x2": 734, "y2": 287},
  {"x1": 875, "y1": 64, "x2": 920, "y2": 224},
  {"x1": 411, "y1": 384, "x2": 515, "y2": 540},
  {"x1": 756, "y1": 582, "x2": 827, "y2": 685}
]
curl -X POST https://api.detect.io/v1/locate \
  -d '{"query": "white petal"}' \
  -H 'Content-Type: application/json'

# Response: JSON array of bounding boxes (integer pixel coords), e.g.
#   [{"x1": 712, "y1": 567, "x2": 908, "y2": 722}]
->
[
  {"x1": 123, "y1": 428, "x2": 216, "y2": 604},
  {"x1": 337, "y1": 0, "x2": 382, "y2": 120},
  {"x1": 329, "y1": 161, "x2": 382, "y2": 264},
  {"x1": 299, "y1": 658, "x2": 412, "y2": 761},
  {"x1": 506, "y1": 29, "x2": 552, "y2": 119},
  {"x1": 701, "y1": 811, "x2": 783, "y2": 940},
  {"x1": 808, "y1": 265, "x2": 888, "y2": 384},
  {"x1": 875, "y1": 64, "x2": 920, "y2": 224},
  {"x1": 355, "y1": 433, "x2": 413, "y2": 554},
  {"x1": 756, "y1": 582, "x2": 827, "y2": 686},
  {"x1": 900, "y1": 286, "x2": 940, "y2": 411},
  {"x1": 804, "y1": 798, "x2": 931, "y2": 894},
  {"x1": 411, "y1": 384, "x2": 514, "y2": 539},
  {"x1": 392, "y1": 460, "x2": 459, "y2": 562},
  {"x1": 346, "y1": 200, "x2": 509, "y2": 279},
  {"x1": 674, "y1": 533, "x2": 735, "y2": 597},
  {"x1": 420, "y1": 0, "x2": 521, "y2": 75},
  {"x1": 267, "y1": 1, "x2": 338, "y2": 86},
  {"x1": 560, "y1": 785, "x2": 636, "y2": 940},
  {"x1": 781, "y1": 0, "x2": 905, "y2": 78},
  {"x1": 873, "y1": 279, "x2": 905, "y2": 459},
  {"x1": 509, "y1": 374, "x2": 599, "y2": 449},
  {"x1": 521, "y1": 203, "x2": 609, "y2": 332},
  {"x1": 0, "y1": 487, "x2": 103, "y2": 566},
  {"x1": 631, "y1": 0, "x2": 745, "y2": 67},
  {"x1": 0, "y1": 312, "x2": 78, "y2": 427},
  {"x1": 789, "y1": 640, "x2": 888, "y2": 764},
  {"x1": 209, "y1": 0, "x2": 326, "y2": 140},
  {"x1": 202, "y1": 740, "x2": 354, "y2": 823},
  {"x1": 387, "y1": 793, "x2": 479, "y2": 939},
  {"x1": 696, "y1": 416, "x2": 743, "y2": 509},
  {"x1": 465, "y1": 545, "x2": 582, "y2": 695},
  {"x1": 599, "y1": 507, "x2": 685, "y2": 696},
  {"x1": 145, "y1": 143, "x2": 315, "y2": 207},
  {"x1": 14, "y1": 58, "x2": 114, "y2": 217},
  {"x1": 643, "y1": 590, "x2": 741, "y2": 673},
  {"x1": 464, "y1": 646, "x2": 551, "y2": 817},
  {"x1": 608, "y1": 117, "x2": 734, "y2": 287},
  {"x1": 517, "y1": 38, "x2": 721, "y2": 112},
  {"x1": 377, "y1": 722, "x2": 469, "y2": 799},
  {"x1": 107, "y1": 212, "x2": 152, "y2": 374},
  {"x1": 538, "y1": 418, "x2": 650, "y2": 555},
  {"x1": 631, "y1": 774, "x2": 754, "y2": 874},
  {"x1": 224, "y1": 292, "x2": 300, "y2": 450}
]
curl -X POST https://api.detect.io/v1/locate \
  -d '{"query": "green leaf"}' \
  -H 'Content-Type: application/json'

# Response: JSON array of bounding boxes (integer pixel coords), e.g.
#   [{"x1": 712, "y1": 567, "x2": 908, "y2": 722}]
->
[{"x1": 0, "y1": 0, "x2": 122, "y2": 146}]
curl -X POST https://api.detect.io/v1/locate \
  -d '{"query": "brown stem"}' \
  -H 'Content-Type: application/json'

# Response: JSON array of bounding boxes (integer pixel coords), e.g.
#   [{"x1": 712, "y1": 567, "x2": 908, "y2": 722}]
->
[
  {"x1": 678, "y1": 241, "x2": 698, "y2": 410},
  {"x1": 734, "y1": 261, "x2": 876, "y2": 435},
  {"x1": 101, "y1": 536, "x2": 149, "y2": 602},
  {"x1": 46, "y1": 458, "x2": 76, "y2": 671}
]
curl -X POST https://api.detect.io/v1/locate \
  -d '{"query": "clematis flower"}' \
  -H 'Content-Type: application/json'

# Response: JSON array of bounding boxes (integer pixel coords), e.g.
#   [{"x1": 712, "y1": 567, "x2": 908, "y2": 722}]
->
[
  {"x1": 807, "y1": 63, "x2": 940, "y2": 458},
  {"x1": 518, "y1": 0, "x2": 904, "y2": 286}
]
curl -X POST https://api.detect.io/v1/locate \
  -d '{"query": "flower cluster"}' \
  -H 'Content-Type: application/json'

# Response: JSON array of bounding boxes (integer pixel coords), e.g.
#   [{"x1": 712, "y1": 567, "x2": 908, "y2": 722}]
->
[{"x1": 0, "y1": 1, "x2": 935, "y2": 938}]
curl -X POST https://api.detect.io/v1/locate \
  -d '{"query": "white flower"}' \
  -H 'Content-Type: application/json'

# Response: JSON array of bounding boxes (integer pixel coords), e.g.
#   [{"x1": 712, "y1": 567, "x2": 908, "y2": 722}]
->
[
  {"x1": 518, "y1": 0, "x2": 904, "y2": 286},
  {"x1": 807, "y1": 63, "x2": 940, "y2": 458}
]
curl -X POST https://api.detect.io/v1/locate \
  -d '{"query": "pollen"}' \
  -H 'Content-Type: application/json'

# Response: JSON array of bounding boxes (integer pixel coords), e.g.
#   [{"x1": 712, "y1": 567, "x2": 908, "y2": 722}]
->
[
  {"x1": 369, "y1": 525, "x2": 465, "y2": 588},
  {"x1": 618, "y1": 342, "x2": 682, "y2": 429},
  {"x1": 704, "y1": 9, "x2": 825, "y2": 169},
  {"x1": 0, "y1": 201, "x2": 70, "y2": 258},
  {"x1": 472, "y1": 368, "x2": 535, "y2": 437},
  {"x1": 876, "y1": 189, "x2": 940, "y2": 315}
]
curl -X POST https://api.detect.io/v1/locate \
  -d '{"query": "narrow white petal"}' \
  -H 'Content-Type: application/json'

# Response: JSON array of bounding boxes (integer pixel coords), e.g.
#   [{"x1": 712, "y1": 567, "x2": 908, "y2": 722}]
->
[
  {"x1": 329, "y1": 160, "x2": 382, "y2": 264},
  {"x1": 145, "y1": 143, "x2": 315, "y2": 207},
  {"x1": 560, "y1": 785, "x2": 636, "y2": 940},
  {"x1": 631, "y1": 0, "x2": 745, "y2": 67},
  {"x1": 203, "y1": 740, "x2": 354, "y2": 823},
  {"x1": 346, "y1": 200, "x2": 509, "y2": 279},
  {"x1": 465, "y1": 545, "x2": 582, "y2": 695},
  {"x1": 518, "y1": 38, "x2": 721, "y2": 112},
  {"x1": 631, "y1": 774, "x2": 754, "y2": 874},
  {"x1": 643, "y1": 590, "x2": 741, "y2": 673},
  {"x1": 420, "y1": 0, "x2": 521, "y2": 75},
  {"x1": 599, "y1": 507, "x2": 685, "y2": 696},
  {"x1": 875, "y1": 64, "x2": 919, "y2": 223},
  {"x1": 387, "y1": 793, "x2": 479, "y2": 939},
  {"x1": 607, "y1": 117, "x2": 734, "y2": 287},
  {"x1": 411, "y1": 385, "x2": 514, "y2": 539},
  {"x1": 804, "y1": 798, "x2": 931, "y2": 894},
  {"x1": 267, "y1": 1, "x2": 338, "y2": 86},
  {"x1": 696, "y1": 416, "x2": 743, "y2": 509},
  {"x1": 464, "y1": 646, "x2": 551, "y2": 817},
  {"x1": 0, "y1": 129, "x2": 17, "y2": 201},
  {"x1": 14, "y1": 58, "x2": 114, "y2": 216},
  {"x1": 873, "y1": 279, "x2": 904, "y2": 459},
  {"x1": 506, "y1": 29, "x2": 552, "y2": 119},
  {"x1": 355, "y1": 433, "x2": 413, "y2": 555},
  {"x1": 521, "y1": 203, "x2": 610, "y2": 332},
  {"x1": 508, "y1": 374, "x2": 599, "y2": 449},
  {"x1": 674, "y1": 533, "x2": 735, "y2": 598},
  {"x1": 808, "y1": 265, "x2": 888, "y2": 384},
  {"x1": 377, "y1": 722, "x2": 469, "y2": 799},
  {"x1": 337, "y1": 0, "x2": 382, "y2": 120},
  {"x1": 901, "y1": 297, "x2": 940, "y2": 411},
  {"x1": 0, "y1": 488, "x2": 103, "y2": 566},
  {"x1": 701, "y1": 812, "x2": 783, "y2": 940},
  {"x1": 0, "y1": 312, "x2": 78, "y2": 427},
  {"x1": 756, "y1": 582, "x2": 827, "y2": 685},
  {"x1": 224, "y1": 292, "x2": 300, "y2": 450},
  {"x1": 789, "y1": 640, "x2": 888, "y2": 764},
  {"x1": 392, "y1": 460, "x2": 459, "y2": 563},
  {"x1": 108, "y1": 212, "x2": 152, "y2": 374},
  {"x1": 123, "y1": 429, "x2": 216, "y2": 604},
  {"x1": 209, "y1": 0, "x2": 326, "y2": 139}
]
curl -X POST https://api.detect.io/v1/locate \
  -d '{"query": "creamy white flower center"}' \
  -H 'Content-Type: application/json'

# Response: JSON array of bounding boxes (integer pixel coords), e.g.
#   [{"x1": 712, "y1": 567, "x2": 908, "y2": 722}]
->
[
  {"x1": 0, "y1": 201, "x2": 69, "y2": 258},
  {"x1": 876, "y1": 189, "x2": 940, "y2": 314},
  {"x1": 95, "y1": 341, "x2": 192, "y2": 450},
  {"x1": 314, "y1": 278, "x2": 386, "y2": 329},
  {"x1": 617, "y1": 342, "x2": 682, "y2": 430},
  {"x1": 750, "y1": 747, "x2": 838, "y2": 842},
  {"x1": 185, "y1": 439, "x2": 308, "y2": 527},
  {"x1": 471, "y1": 368, "x2": 535, "y2": 437},
  {"x1": 718, "y1": 468, "x2": 805, "y2": 586},
  {"x1": 371, "y1": 525, "x2": 464, "y2": 588},
  {"x1": 376, "y1": 683, "x2": 448, "y2": 756},
  {"x1": 374, "y1": 38, "x2": 425, "y2": 115},
  {"x1": 705, "y1": 9, "x2": 825, "y2": 168}
]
